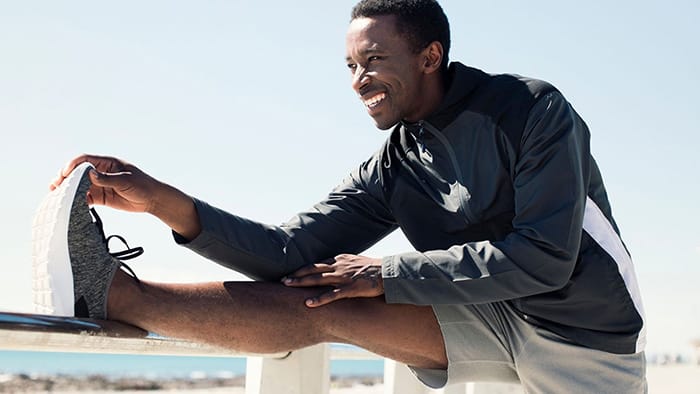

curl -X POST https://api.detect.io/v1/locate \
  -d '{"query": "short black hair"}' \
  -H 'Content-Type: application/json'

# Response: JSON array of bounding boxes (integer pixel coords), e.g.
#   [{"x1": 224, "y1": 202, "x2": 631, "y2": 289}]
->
[{"x1": 351, "y1": 0, "x2": 451, "y2": 71}]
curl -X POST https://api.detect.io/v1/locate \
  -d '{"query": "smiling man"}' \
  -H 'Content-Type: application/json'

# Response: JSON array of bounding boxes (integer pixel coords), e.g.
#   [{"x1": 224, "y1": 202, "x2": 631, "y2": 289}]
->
[
  {"x1": 41, "y1": 0, "x2": 647, "y2": 392},
  {"x1": 346, "y1": 14, "x2": 445, "y2": 130}
]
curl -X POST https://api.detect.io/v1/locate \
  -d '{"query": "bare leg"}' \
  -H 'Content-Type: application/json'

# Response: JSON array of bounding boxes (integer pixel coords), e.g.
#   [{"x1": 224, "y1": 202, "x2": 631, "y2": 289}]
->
[{"x1": 108, "y1": 271, "x2": 447, "y2": 370}]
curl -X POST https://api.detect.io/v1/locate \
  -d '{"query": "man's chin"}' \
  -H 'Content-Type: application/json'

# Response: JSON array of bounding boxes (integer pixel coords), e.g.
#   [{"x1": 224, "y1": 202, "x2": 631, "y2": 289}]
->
[
  {"x1": 375, "y1": 124, "x2": 396, "y2": 131},
  {"x1": 371, "y1": 117, "x2": 399, "y2": 131}
]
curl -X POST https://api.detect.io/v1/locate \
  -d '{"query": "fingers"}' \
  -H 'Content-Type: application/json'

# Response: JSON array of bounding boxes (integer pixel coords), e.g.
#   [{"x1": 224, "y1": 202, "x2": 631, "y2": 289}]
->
[
  {"x1": 287, "y1": 262, "x2": 334, "y2": 278},
  {"x1": 88, "y1": 168, "x2": 132, "y2": 189},
  {"x1": 281, "y1": 262, "x2": 341, "y2": 307},
  {"x1": 304, "y1": 282, "x2": 381, "y2": 308},
  {"x1": 49, "y1": 154, "x2": 93, "y2": 190},
  {"x1": 305, "y1": 287, "x2": 344, "y2": 308},
  {"x1": 283, "y1": 256, "x2": 385, "y2": 308},
  {"x1": 49, "y1": 154, "x2": 130, "y2": 190},
  {"x1": 49, "y1": 166, "x2": 70, "y2": 191},
  {"x1": 282, "y1": 263, "x2": 335, "y2": 287}
]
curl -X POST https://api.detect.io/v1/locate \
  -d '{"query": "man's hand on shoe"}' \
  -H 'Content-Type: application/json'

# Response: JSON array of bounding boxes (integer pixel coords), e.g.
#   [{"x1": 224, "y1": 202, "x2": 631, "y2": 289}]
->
[
  {"x1": 51, "y1": 154, "x2": 202, "y2": 240},
  {"x1": 51, "y1": 154, "x2": 159, "y2": 213},
  {"x1": 282, "y1": 254, "x2": 384, "y2": 307}
]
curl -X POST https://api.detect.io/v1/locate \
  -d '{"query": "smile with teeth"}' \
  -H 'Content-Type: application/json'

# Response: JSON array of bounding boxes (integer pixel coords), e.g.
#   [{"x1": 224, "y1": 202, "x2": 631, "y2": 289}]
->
[{"x1": 363, "y1": 92, "x2": 386, "y2": 109}]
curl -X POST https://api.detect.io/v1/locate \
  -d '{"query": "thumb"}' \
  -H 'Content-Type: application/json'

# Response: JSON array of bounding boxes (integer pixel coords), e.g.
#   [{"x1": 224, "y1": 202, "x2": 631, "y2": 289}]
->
[{"x1": 89, "y1": 168, "x2": 130, "y2": 189}]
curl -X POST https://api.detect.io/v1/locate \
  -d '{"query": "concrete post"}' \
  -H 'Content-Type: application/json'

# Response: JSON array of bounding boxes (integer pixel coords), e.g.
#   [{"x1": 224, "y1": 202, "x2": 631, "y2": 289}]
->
[
  {"x1": 383, "y1": 360, "x2": 429, "y2": 394},
  {"x1": 245, "y1": 343, "x2": 330, "y2": 394}
]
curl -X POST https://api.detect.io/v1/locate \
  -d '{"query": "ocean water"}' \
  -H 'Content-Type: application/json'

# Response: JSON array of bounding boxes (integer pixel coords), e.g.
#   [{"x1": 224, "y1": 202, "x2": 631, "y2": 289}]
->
[{"x1": 0, "y1": 348, "x2": 385, "y2": 378}]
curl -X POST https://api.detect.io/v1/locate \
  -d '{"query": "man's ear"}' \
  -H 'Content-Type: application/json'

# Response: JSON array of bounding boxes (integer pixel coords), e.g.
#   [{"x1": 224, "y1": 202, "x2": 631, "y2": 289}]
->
[{"x1": 421, "y1": 41, "x2": 443, "y2": 74}]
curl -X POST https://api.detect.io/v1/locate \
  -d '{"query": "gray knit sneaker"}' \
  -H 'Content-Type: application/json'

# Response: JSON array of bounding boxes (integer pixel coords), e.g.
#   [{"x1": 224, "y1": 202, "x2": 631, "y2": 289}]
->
[{"x1": 32, "y1": 162, "x2": 142, "y2": 319}]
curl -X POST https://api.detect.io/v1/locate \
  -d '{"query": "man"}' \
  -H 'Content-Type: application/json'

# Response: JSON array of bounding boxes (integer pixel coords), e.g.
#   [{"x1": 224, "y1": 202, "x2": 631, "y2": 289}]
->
[{"x1": 41, "y1": 0, "x2": 647, "y2": 391}]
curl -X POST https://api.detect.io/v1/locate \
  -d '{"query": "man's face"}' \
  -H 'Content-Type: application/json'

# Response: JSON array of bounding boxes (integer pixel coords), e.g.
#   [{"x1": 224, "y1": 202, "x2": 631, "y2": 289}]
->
[{"x1": 346, "y1": 15, "x2": 427, "y2": 130}]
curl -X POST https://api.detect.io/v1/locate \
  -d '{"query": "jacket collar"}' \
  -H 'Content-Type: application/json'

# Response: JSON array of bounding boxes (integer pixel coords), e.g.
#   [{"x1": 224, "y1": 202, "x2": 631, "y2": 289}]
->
[{"x1": 424, "y1": 62, "x2": 487, "y2": 129}]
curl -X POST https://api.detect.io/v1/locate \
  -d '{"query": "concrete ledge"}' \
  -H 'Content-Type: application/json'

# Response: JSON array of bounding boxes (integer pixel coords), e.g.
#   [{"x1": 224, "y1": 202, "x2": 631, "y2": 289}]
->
[
  {"x1": 0, "y1": 311, "x2": 520, "y2": 393},
  {"x1": 0, "y1": 311, "x2": 282, "y2": 357}
]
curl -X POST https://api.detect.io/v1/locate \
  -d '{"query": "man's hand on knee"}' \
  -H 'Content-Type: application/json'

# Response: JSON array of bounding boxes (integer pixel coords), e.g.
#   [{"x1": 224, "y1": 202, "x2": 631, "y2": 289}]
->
[{"x1": 282, "y1": 254, "x2": 384, "y2": 307}]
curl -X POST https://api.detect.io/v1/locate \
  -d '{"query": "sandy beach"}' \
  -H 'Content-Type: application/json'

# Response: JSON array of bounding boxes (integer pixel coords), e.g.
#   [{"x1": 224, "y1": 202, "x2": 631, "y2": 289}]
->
[{"x1": 2, "y1": 364, "x2": 697, "y2": 393}]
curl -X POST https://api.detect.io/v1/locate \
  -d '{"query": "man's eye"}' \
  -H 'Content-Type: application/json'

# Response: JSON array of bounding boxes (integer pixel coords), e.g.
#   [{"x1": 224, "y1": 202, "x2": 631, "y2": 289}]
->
[
  {"x1": 368, "y1": 56, "x2": 380, "y2": 62},
  {"x1": 347, "y1": 63, "x2": 357, "y2": 71}
]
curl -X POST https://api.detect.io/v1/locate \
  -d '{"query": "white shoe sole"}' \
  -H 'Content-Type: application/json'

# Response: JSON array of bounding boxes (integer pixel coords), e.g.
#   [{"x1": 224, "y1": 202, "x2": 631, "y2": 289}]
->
[{"x1": 32, "y1": 162, "x2": 94, "y2": 316}]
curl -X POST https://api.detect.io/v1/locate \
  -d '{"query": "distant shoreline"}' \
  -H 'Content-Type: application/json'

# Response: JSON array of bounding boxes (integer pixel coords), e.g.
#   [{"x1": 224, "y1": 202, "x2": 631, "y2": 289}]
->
[
  {"x1": 0, "y1": 373, "x2": 383, "y2": 393},
  {"x1": 3, "y1": 365, "x2": 700, "y2": 394}
]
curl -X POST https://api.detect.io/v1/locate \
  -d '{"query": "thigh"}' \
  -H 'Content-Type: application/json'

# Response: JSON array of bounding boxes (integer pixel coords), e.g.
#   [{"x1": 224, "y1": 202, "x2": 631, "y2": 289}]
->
[
  {"x1": 326, "y1": 300, "x2": 522, "y2": 389},
  {"x1": 320, "y1": 296, "x2": 448, "y2": 370},
  {"x1": 515, "y1": 326, "x2": 647, "y2": 394},
  {"x1": 410, "y1": 302, "x2": 521, "y2": 388}
]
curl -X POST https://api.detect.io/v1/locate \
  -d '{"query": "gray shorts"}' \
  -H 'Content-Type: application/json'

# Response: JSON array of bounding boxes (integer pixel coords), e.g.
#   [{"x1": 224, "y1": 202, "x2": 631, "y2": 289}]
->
[{"x1": 410, "y1": 302, "x2": 647, "y2": 393}]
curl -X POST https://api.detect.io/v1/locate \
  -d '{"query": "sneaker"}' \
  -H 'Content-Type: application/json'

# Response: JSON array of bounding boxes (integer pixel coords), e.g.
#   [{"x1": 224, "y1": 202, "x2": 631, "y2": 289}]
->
[{"x1": 32, "y1": 162, "x2": 142, "y2": 319}]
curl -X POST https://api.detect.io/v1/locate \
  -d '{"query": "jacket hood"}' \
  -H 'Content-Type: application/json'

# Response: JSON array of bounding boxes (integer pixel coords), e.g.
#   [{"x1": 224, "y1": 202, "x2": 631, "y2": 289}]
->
[{"x1": 426, "y1": 62, "x2": 487, "y2": 128}]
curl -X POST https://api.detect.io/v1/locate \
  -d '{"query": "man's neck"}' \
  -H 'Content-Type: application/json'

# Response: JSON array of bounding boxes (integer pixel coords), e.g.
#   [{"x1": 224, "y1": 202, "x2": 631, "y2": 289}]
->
[{"x1": 405, "y1": 71, "x2": 447, "y2": 123}]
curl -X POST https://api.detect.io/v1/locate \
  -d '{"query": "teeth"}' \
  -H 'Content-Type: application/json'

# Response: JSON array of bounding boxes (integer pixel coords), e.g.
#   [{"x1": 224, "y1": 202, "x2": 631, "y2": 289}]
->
[{"x1": 363, "y1": 93, "x2": 386, "y2": 108}]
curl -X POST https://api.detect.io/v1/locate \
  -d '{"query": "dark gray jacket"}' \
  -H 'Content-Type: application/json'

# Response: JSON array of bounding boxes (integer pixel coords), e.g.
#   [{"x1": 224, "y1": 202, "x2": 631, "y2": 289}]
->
[{"x1": 179, "y1": 62, "x2": 646, "y2": 355}]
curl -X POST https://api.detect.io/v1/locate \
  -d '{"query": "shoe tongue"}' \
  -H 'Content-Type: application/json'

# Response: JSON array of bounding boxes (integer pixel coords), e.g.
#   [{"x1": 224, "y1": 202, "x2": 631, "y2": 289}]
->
[{"x1": 74, "y1": 296, "x2": 90, "y2": 318}]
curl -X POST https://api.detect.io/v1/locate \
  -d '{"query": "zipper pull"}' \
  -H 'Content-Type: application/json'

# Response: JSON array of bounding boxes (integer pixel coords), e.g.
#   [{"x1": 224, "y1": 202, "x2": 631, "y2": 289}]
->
[{"x1": 416, "y1": 125, "x2": 433, "y2": 163}]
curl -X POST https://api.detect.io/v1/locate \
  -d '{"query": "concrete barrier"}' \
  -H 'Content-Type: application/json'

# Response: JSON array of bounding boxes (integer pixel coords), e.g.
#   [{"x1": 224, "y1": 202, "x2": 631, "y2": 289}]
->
[{"x1": 0, "y1": 311, "x2": 522, "y2": 394}]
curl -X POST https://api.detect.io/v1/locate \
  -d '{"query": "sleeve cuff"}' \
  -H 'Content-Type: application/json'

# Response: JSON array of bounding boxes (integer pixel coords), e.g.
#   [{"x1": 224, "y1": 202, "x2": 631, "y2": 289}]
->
[
  {"x1": 169, "y1": 197, "x2": 216, "y2": 252},
  {"x1": 381, "y1": 255, "x2": 404, "y2": 303}
]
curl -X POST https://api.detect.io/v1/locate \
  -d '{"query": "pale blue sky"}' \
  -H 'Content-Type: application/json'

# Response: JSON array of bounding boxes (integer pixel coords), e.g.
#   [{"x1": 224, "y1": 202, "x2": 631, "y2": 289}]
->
[{"x1": 0, "y1": 1, "x2": 698, "y2": 356}]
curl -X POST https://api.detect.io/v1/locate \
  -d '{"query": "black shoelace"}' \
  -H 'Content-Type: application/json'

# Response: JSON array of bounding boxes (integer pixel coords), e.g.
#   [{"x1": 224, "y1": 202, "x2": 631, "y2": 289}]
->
[{"x1": 90, "y1": 207, "x2": 143, "y2": 283}]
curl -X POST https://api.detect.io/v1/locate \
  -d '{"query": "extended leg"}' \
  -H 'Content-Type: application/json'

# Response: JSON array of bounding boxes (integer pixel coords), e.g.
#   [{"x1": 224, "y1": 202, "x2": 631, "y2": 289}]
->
[
  {"x1": 33, "y1": 163, "x2": 445, "y2": 370},
  {"x1": 108, "y1": 270, "x2": 447, "y2": 370}
]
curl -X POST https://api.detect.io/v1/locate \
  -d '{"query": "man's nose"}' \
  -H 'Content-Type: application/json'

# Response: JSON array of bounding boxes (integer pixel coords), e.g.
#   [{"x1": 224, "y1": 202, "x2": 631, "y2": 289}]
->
[{"x1": 351, "y1": 67, "x2": 370, "y2": 93}]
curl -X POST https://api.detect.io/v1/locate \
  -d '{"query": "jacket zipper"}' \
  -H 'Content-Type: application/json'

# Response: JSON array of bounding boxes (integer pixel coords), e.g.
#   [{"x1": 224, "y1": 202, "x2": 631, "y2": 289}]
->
[
  {"x1": 418, "y1": 121, "x2": 478, "y2": 224},
  {"x1": 415, "y1": 127, "x2": 434, "y2": 163}
]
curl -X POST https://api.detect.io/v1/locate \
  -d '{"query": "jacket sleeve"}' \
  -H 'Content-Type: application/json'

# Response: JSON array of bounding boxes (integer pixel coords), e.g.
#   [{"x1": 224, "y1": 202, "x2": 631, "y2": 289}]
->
[
  {"x1": 176, "y1": 158, "x2": 397, "y2": 281},
  {"x1": 382, "y1": 91, "x2": 590, "y2": 305}
]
